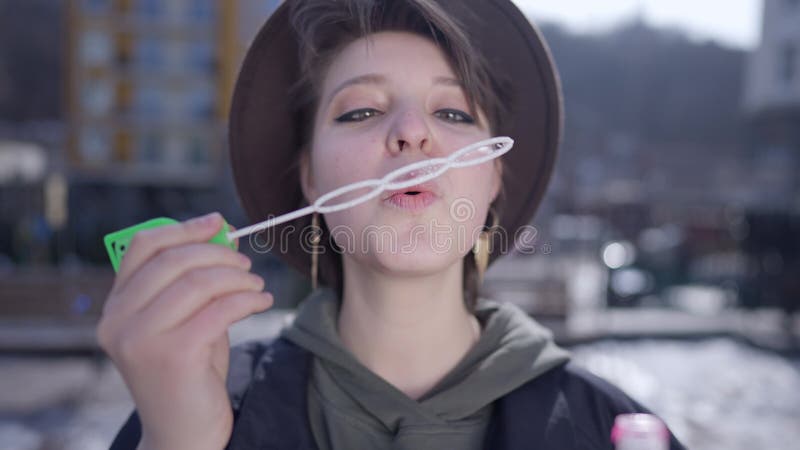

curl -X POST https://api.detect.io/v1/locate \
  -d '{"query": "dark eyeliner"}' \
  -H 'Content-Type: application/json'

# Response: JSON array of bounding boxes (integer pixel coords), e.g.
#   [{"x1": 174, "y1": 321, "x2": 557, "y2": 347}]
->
[
  {"x1": 436, "y1": 108, "x2": 475, "y2": 124},
  {"x1": 334, "y1": 108, "x2": 382, "y2": 123}
]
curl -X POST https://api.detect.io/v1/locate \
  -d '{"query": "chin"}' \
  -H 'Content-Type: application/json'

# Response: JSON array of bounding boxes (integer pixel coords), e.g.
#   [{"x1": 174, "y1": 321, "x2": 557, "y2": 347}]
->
[{"x1": 366, "y1": 247, "x2": 461, "y2": 277}]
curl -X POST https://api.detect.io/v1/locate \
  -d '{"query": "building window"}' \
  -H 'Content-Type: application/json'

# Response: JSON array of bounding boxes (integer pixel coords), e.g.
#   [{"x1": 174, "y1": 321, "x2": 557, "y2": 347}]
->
[
  {"x1": 135, "y1": 37, "x2": 164, "y2": 70},
  {"x1": 780, "y1": 43, "x2": 797, "y2": 83},
  {"x1": 81, "y1": 79, "x2": 113, "y2": 116},
  {"x1": 82, "y1": 0, "x2": 111, "y2": 15},
  {"x1": 186, "y1": 136, "x2": 210, "y2": 165},
  {"x1": 185, "y1": 83, "x2": 215, "y2": 119},
  {"x1": 135, "y1": 0, "x2": 162, "y2": 19},
  {"x1": 134, "y1": 85, "x2": 163, "y2": 118},
  {"x1": 187, "y1": 0, "x2": 215, "y2": 22},
  {"x1": 138, "y1": 133, "x2": 163, "y2": 163},
  {"x1": 187, "y1": 40, "x2": 215, "y2": 71},
  {"x1": 79, "y1": 127, "x2": 112, "y2": 164},
  {"x1": 80, "y1": 30, "x2": 112, "y2": 66}
]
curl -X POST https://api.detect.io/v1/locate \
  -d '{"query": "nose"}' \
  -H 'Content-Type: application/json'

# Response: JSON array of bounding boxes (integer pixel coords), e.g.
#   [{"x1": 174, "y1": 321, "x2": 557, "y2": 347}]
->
[{"x1": 386, "y1": 108, "x2": 432, "y2": 156}]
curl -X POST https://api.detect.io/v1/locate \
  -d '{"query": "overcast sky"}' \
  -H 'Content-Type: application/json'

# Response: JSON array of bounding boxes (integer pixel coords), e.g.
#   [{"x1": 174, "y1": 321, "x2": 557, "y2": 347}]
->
[{"x1": 515, "y1": 0, "x2": 763, "y2": 50}]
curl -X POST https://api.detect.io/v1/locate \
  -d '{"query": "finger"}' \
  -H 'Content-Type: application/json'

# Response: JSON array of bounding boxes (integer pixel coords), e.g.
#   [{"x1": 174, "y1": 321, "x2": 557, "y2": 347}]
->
[
  {"x1": 180, "y1": 291, "x2": 274, "y2": 347},
  {"x1": 138, "y1": 266, "x2": 265, "y2": 333},
  {"x1": 114, "y1": 212, "x2": 225, "y2": 291},
  {"x1": 108, "y1": 243, "x2": 251, "y2": 317},
  {"x1": 211, "y1": 333, "x2": 230, "y2": 380}
]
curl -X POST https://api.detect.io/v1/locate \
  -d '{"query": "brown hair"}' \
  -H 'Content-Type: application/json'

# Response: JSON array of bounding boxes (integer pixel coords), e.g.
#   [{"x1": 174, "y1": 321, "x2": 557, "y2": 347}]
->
[{"x1": 288, "y1": 0, "x2": 508, "y2": 312}]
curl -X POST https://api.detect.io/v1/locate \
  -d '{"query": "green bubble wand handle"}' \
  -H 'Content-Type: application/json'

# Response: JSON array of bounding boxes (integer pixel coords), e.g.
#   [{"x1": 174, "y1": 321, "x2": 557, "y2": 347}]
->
[{"x1": 103, "y1": 217, "x2": 235, "y2": 273}]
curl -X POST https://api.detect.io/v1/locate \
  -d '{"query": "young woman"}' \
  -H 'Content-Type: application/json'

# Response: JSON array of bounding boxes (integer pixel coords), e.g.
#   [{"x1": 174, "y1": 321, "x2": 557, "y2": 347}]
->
[{"x1": 102, "y1": 1, "x2": 685, "y2": 449}]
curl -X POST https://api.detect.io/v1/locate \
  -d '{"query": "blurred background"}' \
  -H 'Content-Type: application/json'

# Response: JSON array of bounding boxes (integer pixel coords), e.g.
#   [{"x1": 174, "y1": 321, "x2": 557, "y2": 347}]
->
[{"x1": 0, "y1": 0, "x2": 798, "y2": 449}]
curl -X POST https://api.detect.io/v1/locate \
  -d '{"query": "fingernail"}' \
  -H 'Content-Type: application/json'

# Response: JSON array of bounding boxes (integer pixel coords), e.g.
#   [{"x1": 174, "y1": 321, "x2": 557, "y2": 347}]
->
[
  {"x1": 260, "y1": 293, "x2": 274, "y2": 308},
  {"x1": 188, "y1": 212, "x2": 219, "y2": 227},
  {"x1": 237, "y1": 253, "x2": 251, "y2": 267},
  {"x1": 255, "y1": 276, "x2": 265, "y2": 290}
]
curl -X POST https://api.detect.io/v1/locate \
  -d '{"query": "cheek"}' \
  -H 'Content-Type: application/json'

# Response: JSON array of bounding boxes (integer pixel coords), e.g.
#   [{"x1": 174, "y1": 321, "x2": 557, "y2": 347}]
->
[
  {"x1": 311, "y1": 135, "x2": 384, "y2": 192},
  {"x1": 450, "y1": 164, "x2": 497, "y2": 205},
  {"x1": 443, "y1": 164, "x2": 498, "y2": 240},
  {"x1": 314, "y1": 156, "x2": 353, "y2": 192},
  {"x1": 323, "y1": 208, "x2": 359, "y2": 241}
]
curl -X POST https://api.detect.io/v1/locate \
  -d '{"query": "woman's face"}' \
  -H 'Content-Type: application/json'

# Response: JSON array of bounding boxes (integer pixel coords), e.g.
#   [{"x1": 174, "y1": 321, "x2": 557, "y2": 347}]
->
[{"x1": 301, "y1": 31, "x2": 501, "y2": 276}]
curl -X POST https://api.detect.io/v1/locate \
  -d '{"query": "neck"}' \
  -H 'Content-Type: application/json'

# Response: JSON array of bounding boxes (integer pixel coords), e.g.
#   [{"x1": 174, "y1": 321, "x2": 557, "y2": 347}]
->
[{"x1": 337, "y1": 257, "x2": 481, "y2": 400}]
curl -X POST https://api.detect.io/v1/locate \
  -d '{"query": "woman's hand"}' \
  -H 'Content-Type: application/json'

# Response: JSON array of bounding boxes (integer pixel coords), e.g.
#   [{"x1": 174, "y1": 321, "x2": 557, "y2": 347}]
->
[{"x1": 97, "y1": 212, "x2": 274, "y2": 450}]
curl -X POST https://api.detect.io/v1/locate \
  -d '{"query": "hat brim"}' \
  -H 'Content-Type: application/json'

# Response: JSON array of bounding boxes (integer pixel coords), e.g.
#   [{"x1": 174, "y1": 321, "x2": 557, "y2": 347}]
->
[{"x1": 229, "y1": 0, "x2": 562, "y2": 282}]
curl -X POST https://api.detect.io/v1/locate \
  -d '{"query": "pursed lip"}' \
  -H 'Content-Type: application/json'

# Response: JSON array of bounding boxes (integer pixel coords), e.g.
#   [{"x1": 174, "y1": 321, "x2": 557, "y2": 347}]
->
[{"x1": 381, "y1": 181, "x2": 441, "y2": 201}]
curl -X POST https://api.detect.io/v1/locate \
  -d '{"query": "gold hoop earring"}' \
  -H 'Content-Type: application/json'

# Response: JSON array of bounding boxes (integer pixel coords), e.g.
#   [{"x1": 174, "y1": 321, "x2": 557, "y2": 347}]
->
[
  {"x1": 473, "y1": 208, "x2": 499, "y2": 285},
  {"x1": 310, "y1": 212, "x2": 321, "y2": 291}
]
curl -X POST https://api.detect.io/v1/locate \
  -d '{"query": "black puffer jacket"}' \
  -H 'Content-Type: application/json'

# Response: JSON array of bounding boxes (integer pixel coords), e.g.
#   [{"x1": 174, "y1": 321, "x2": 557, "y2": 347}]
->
[{"x1": 109, "y1": 337, "x2": 686, "y2": 450}]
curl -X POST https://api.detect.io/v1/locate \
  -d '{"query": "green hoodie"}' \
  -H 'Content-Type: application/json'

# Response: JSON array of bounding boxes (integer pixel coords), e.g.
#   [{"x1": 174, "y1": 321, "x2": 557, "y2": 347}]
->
[{"x1": 281, "y1": 286, "x2": 570, "y2": 450}]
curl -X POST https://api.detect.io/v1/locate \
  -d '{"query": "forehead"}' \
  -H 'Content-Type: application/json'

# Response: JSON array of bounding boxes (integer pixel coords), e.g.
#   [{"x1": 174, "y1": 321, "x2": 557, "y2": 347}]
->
[{"x1": 321, "y1": 31, "x2": 458, "y2": 92}]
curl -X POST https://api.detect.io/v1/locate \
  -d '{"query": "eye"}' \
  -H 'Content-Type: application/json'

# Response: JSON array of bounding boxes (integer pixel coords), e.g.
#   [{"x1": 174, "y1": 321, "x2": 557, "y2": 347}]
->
[
  {"x1": 335, "y1": 108, "x2": 383, "y2": 123},
  {"x1": 435, "y1": 109, "x2": 475, "y2": 124}
]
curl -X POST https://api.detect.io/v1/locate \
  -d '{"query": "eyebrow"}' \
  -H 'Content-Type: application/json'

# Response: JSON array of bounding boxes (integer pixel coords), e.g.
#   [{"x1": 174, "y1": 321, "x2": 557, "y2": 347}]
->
[
  {"x1": 323, "y1": 74, "x2": 463, "y2": 109},
  {"x1": 432, "y1": 76, "x2": 462, "y2": 87}
]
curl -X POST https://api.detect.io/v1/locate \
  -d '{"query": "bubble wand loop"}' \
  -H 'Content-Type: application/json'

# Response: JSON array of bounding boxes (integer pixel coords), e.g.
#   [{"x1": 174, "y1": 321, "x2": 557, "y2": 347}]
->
[
  {"x1": 225, "y1": 136, "x2": 514, "y2": 241},
  {"x1": 102, "y1": 136, "x2": 513, "y2": 272}
]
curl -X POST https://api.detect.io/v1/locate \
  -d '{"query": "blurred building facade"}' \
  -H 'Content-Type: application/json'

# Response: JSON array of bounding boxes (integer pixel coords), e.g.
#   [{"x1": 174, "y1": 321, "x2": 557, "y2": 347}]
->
[
  {"x1": 0, "y1": 1, "x2": 307, "y2": 323},
  {"x1": 63, "y1": 0, "x2": 284, "y2": 185},
  {"x1": 62, "y1": 0, "x2": 294, "y2": 272},
  {"x1": 745, "y1": 0, "x2": 800, "y2": 112},
  {"x1": 743, "y1": 0, "x2": 800, "y2": 212},
  {"x1": 739, "y1": 0, "x2": 800, "y2": 314},
  {"x1": 66, "y1": 0, "x2": 238, "y2": 185}
]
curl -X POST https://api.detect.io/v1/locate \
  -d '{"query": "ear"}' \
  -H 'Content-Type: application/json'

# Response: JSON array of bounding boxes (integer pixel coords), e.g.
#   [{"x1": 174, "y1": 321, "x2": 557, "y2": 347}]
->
[{"x1": 299, "y1": 148, "x2": 318, "y2": 204}]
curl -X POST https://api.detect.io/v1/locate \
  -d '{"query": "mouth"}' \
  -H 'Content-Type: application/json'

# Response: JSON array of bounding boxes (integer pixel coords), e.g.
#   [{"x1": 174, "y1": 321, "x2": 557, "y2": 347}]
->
[{"x1": 382, "y1": 182, "x2": 440, "y2": 212}]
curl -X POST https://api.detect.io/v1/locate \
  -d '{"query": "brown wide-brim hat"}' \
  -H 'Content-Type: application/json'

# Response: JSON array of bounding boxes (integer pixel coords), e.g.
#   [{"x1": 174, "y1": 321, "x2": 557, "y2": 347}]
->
[{"x1": 229, "y1": 0, "x2": 562, "y2": 287}]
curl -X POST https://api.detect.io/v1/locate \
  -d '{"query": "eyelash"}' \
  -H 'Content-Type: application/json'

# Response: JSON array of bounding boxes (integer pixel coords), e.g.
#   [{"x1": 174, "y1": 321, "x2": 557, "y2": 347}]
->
[
  {"x1": 334, "y1": 108, "x2": 382, "y2": 123},
  {"x1": 334, "y1": 108, "x2": 476, "y2": 124},
  {"x1": 435, "y1": 109, "x2": 475, "y2": 124}
]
